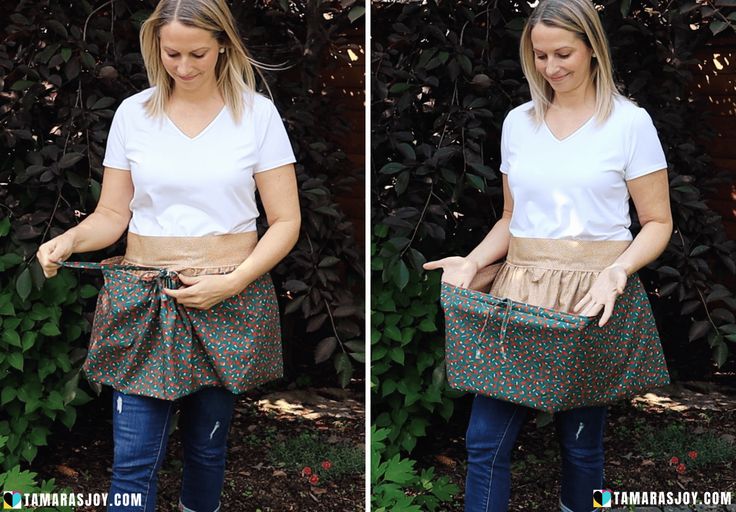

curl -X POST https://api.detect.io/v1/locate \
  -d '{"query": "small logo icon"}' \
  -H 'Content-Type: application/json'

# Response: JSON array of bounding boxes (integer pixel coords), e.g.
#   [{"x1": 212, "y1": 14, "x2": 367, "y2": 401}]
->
[
  {"x1": 593, "y1": 489, "x2": 612, "y2": 508},
  {"x1": 3, "y1": 491, "x2": 22, "y2": 510}
]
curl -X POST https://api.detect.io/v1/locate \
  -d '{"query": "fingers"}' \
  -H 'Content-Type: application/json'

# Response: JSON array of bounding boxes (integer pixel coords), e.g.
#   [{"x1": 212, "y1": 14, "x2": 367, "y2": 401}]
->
[
  {"x1": 176, "y1": 274, "x2": 201, "y2": 285},
  {"x1": 423, "y1": 259, "x2": 446, "y2": 270},
  {"x1": 580, "y1": 301, "x2": 603, "y2": 318},
  {"x1": 37, "y1": 243, "x2": 61, "y2": 278},
  {"x1": 598, "y1": 296, "x2": 618, "y2": 327},
  {"x1": 573, "y1": 293, "x2": 592, "y2": 313}
]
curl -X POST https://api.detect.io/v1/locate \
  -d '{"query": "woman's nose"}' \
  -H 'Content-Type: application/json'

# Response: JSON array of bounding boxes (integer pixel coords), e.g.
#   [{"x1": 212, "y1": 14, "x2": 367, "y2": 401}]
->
[{"x1": 546, "y1": 60, "x2": 559, "y2": 75}]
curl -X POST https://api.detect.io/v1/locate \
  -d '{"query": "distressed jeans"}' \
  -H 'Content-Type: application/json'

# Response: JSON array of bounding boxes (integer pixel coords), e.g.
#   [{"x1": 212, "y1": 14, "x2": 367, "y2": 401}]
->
[
  {"x1": 464, "y1": 395, "x2": 607, "y2": 512},
  {"x1": 107, "y1": 386, "x2": 236, "y2": 512}
]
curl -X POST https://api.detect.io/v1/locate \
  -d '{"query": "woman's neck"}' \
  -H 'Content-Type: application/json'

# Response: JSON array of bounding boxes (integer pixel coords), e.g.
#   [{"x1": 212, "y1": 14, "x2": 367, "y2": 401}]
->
[
  {"x1": 551, "y1": 79, "x2": 596, "y2": 112},
  {"x1": 170, "y1": 78, "x2": 222, "y2": 106}
]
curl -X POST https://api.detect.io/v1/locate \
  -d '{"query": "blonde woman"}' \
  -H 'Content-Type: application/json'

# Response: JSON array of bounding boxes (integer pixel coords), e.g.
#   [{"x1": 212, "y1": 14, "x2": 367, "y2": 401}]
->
[
  {"x1": 424, "y1": 0, "x2": 672, "y2": 510},
  {"x1": 36, "y1": 1, "x2": 300, "y2": 510}
]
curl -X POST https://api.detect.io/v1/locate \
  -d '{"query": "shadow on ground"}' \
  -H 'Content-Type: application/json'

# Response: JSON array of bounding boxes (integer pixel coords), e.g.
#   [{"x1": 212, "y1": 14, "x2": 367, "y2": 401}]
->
[
  {"x1": 418, "y1": 382, "x2": 736, "y2": 512},
  {"x1": 33, "y1": 386, "x2": 365, "y2": 511}
]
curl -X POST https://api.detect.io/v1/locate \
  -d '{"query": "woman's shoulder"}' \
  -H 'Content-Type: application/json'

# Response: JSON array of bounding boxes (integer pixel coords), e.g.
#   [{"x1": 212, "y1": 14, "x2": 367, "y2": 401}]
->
[
  {"x1": 611, "y1": 95, "x2": 654, "y2": 127},
  {"x1": 115, "y1": 87, "x2": 156, "y2": 117},
  {"x1": 245, "y1": 90, "x2": 281, "y2": 114},
  {"x1": 503, "y1": 100, "x2": 534, "y2": 128}
]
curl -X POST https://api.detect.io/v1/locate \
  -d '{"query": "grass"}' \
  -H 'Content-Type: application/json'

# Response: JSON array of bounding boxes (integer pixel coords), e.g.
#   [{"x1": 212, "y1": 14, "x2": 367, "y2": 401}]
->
[
  {"x1": 269, "y1": 431, "x2": 364, "y2": 483},
  {"x1": 640, "y1": 423, "x2": 736, "y2": 469}
]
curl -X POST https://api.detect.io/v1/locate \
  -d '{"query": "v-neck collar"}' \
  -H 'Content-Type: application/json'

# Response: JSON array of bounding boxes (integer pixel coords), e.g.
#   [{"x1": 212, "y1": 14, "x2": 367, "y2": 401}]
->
[
  {"x1": 543, "y1": 114, "x2": 595, "y2": 143},
  {"x1": 165, "y1": 105, "x2": 226, "y2": 141}
]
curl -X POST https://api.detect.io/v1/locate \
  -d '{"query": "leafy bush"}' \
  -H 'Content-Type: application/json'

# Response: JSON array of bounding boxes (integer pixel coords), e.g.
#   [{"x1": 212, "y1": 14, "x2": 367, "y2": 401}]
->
[
  {"x1": 0, "y1": 465, "x2": 72, "y2": 512},
  {"x1": 371, "y1": 427, "x2": 458, "y2": 512},
  {"x1": 370, "y1": 0, "x2": 736, "y2": 488},
  {"x1": 0, "y1": 0, "x2": 363, "y2": 471}
]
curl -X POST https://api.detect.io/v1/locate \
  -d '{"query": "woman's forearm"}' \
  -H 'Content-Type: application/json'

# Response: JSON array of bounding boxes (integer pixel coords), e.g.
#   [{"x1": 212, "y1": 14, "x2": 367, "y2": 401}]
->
[
  {"x1": 465, "y1": 216, "x2": 512, "y2": 270},
  {"x1": 227, "y1": 218, "x2": 301, "y2": 289},
  {"x1": 611, "y1": 219, "x2": 673, "y2": 275},
  {"x1": 64, "y1": 206, "x2": 130, "y2": 254}
]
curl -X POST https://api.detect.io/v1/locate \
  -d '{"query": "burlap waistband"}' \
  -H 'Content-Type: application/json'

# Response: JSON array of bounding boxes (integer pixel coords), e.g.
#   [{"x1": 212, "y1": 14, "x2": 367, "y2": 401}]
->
[
  {"x1": 506, "y1": 237, "x2": 631, "y2": 272},
  {"x1": 123, "y1": 232, "x2": 257, "y2": 269}
]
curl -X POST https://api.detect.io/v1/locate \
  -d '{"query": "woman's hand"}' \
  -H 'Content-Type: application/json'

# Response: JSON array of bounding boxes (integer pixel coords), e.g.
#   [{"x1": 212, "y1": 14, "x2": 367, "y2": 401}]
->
[
  {"x1": 163, "y1": 273, "x2": 245, "y2": 310},
  {"x1": 423, "y1": 256, "x2": 479, "y2": 288},
  {"x1": 36, "y1": 233, "x2": 76, "y2": 278},
  {"x1": 573, "y1": 265, "x2": 628, "y2": 327}
]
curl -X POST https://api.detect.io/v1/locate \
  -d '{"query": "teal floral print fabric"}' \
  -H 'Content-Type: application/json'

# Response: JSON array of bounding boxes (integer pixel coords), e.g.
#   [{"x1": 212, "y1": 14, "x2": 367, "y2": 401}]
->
[
  {"x1": 440, "y1": 275, "x2": 670, "y2": 412},
  {"x1": 62, "y1": 261, "x2": 282, "y2": 400}
]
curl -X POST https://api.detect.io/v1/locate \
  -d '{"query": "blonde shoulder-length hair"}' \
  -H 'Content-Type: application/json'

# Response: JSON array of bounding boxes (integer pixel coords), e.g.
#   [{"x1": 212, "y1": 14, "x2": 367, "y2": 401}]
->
[
  {"x1": 519, "y1": 0, "x2": 621, "y2": 124},
  {"x1": 140, "y1": 0, "x2": 266, "y2": 123}
]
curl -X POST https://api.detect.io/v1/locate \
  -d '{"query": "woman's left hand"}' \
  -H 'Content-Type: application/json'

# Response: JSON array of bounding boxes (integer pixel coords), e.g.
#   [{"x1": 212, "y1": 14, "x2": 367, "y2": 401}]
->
[
  {"x1": 163, "y1": 273, "x2": 244, "y2": 310},
  {"x1": 573, "y1": 265, "x2": 628, "y2": 327}
]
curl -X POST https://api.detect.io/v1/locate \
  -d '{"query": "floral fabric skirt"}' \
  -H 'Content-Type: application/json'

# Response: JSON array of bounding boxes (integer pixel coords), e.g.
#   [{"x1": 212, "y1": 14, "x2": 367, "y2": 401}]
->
[
  {"x1": 441, "y1": 236, "x2": 670, "y2": 412},
  {"x1": 79, "y1": 233, "x2": 282, "y2": 400}
]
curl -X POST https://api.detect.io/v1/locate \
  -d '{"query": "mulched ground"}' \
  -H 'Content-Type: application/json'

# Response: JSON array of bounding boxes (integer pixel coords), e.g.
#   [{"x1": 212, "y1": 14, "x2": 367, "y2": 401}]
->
[
  {"x1": 417, "y1": 382, "x2": 736, "y2": 511},
  {"x1": 32, "y1": 384, "x2": 365, "y2": 512}
]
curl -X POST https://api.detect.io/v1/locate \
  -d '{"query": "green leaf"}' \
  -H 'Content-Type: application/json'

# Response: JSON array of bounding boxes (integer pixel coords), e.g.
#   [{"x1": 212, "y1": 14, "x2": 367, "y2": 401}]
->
[
  {"x1": 334, "y1": 352, "x2": 353, "y2": 388},
  {"x1": 1, "y1": 387, "x2": 17, "y2": 405},
  {"x1": 40, "y1": 322, "x2": 61, "y2": 337},
  {"x1": 390, "y1": 83, "x2": 412, "y2": 94},
  {"x1": 318, "y1": 256, "x2": 340, "y2": 268},
  {"x1": 383, "y1": 454, "x2": 417, "y2": 484},
  {"x1": 2, "y1": 330, "x2": 21, "y2": 347},
  {"x1": 620, "y1": 0, "x2": 632, "y2": 17},
  {"x1": 16, "y1": 268, "x2": 32, "y2": 301},
  {"x1": 713, "y1": 342, "x2": 728, "y2": 368},
  {"x1": 384, "y1": 325, "x2": 402, "y2": 341},
  {"x1": 21, "y1": 442, "x2": 37, "y2": 463},
  {"x1": 46, "y1": 391, "x2": 65, "y2": 411},
  {"x1": 61, "y1": 47, "x2": 72, "y2": 62},
  {"x1": 389, "y1": 347, "x2": 405, "y2": 365},
  {"x1": 0, "y1": 217, "x2": 10, "y2": 236},
  {"x1": 10, "y1": 80, "x2": 35, "y2": 91},
  {"x1": 689, "y1": 320, "x2": 710, "y2": 342},
  {"x1": 79, "y1": 284, "x2": 98, "y2": 298},
  {"x1": 81, "y1": 51, "x2": 96, "y2": 69},
  {"x1": 21, "y1": 331, "x2": 36, "y2": 352},
  {"x1": 393, "y1": 260, "x2": 410, "y2": 290},
  {"x1": 380, "y1": 162, "x2": 406, "y2": 175},
  {"x1": 348, "y1": 5, "x2": 364, "y2": 23},
  {"x1": 90, "y1": 179, "x2": 101, "y2": 201},
  {"x1": 59, "y1": 152, "x2": 84, "y2": 169},
  {"x1": 710, "y1": 20, "x2": 728, "y2": 35},
  {"x1": 91, "y1": 97, "x2": 116, "y2": 110},
  {"x1": 0, "y1": 465, "x2": 38, "y2": 492},
  {"x1": 8, "y1": 352, "x2": 24, "y2": 371}
]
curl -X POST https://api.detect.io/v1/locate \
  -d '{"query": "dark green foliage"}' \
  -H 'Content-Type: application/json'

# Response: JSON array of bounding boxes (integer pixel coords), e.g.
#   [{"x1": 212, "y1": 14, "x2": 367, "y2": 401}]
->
[
  {"x1": 371, "y1": 0, "x2": 736, "y2": 476},
  {"x1": 0, "y1": 0, "x2": 363, "y2": 472}
]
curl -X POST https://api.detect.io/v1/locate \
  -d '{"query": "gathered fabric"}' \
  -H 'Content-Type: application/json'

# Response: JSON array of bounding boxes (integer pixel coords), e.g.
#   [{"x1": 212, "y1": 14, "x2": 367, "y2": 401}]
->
[{"x1": 65, "y1": 232, "x2": 282, "y2": 400}]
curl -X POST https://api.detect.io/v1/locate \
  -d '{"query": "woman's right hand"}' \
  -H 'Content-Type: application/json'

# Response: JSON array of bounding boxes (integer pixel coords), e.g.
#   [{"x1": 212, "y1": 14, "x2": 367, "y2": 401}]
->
[
  {"x1": 423, "y1": 256, "x2": 479, "y2": 288},
  {"x1": 36, "y1": 233, "x2": 75, "y2": 278}
]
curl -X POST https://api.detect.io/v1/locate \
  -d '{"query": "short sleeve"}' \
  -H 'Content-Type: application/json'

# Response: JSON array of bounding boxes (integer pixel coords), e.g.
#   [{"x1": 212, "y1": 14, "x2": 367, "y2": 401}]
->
[
  {"x1": 102, "y1": 103, "x2": 130, "y2": 171},
  {"x1": 499, "y1": 113, "x2": 511, "y2": 175},
  {"x1": 254, "y1": 98, "x2": 296, "y2": 173},
  {"x1": 624, "y1": 107, "x2": 667, "y2": 180}
]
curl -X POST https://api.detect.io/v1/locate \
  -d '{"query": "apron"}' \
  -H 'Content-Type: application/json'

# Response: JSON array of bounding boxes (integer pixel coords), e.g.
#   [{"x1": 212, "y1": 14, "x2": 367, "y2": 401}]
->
[
  {"x1": 64, "y1": 232, "x2": 282, "y2": 401},
  {"x1": 440, "y1": 236, "x2": 670, "y2": 412}
]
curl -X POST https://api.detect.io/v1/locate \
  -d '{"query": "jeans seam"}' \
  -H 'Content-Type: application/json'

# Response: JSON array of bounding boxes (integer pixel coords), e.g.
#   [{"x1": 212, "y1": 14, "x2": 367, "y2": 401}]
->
[
  {"x1": 483, "y1": 407, "x2": 518, "y2": 512},
  {"x1": 141, "y1": 401, "x2": 173, "y2": 511}
]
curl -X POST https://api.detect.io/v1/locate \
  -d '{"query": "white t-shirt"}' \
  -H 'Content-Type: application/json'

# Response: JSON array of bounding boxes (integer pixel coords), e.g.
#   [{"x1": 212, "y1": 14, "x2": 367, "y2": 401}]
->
[
  {"x1": 499, "y1": 97, "x2": 667, "y2": 241},
  {"x1": 103, "y1": 87, "x2": 296, "y2": 236}
]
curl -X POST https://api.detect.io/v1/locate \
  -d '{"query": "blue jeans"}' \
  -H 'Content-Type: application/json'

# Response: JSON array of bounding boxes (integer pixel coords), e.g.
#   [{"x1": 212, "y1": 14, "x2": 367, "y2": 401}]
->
[
  {"x1": 465, "y1": 395, "x2": 607, "y2": 512},
  {"x1": 108, "y1": 386, "x2": 236, "y2": 512}
]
